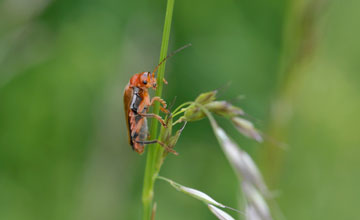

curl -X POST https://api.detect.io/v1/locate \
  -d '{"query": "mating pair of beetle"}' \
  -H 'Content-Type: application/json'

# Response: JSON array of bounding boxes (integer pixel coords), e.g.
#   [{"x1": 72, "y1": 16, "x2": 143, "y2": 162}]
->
[{"x1": 123, "y1": 45, "x2": 190, "y2": 154}]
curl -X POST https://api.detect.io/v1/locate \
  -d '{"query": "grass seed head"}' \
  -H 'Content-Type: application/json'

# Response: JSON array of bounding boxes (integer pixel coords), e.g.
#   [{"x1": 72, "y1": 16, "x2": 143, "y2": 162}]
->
[
  {"x1": 194, "y1": 90, "x2": 217, "y2": 104},
  {"x1": 231, "y1": 117, "x2": 263, "y2": 142},
  {"x1": 205, "y1": 101, "x2": 245, "y2": 118},
  {"x1": 242, "y1": 182, "x2": 271, "y2": 220}
]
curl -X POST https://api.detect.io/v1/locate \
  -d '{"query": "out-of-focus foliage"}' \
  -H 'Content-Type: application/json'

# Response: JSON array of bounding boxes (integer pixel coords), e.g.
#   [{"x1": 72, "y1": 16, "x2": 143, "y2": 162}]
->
[{"x1": 0, "y1": 0, "x2": 359, "y2": 220}]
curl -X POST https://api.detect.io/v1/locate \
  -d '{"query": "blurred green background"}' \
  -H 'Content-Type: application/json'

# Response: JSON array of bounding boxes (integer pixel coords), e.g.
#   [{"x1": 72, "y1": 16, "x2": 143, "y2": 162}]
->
[{"x1": 1, "y1": 0, "x2": 359, "y2": 219}]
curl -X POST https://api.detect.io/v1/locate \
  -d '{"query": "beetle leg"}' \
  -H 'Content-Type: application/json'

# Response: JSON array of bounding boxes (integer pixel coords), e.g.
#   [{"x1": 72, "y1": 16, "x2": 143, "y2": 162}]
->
[
  {"x1": 150, "y1": 96, "x2": 169, "y2": 114},
  {"x1": 150, "y1": 96, "x2": 167, "y2": 107},
  {"x1": 138, "y1": 113, "x2": 167, "y2": 127},
  {"x1": 135, "y1": 140, "x2": 178, "y2": 155},
  {"x1": 159, "y1": 106, "x2": 170, "y2": 114}
]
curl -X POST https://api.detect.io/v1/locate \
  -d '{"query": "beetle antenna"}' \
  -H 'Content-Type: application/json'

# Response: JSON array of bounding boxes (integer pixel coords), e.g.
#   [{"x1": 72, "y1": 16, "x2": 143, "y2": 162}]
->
[{"x1": 152, "y1": 43, "x2": 192, "y2": 76}]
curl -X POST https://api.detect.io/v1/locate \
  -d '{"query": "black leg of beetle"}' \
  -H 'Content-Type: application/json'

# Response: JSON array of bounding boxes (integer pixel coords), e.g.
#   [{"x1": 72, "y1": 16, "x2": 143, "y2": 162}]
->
[
  {"x1": 135, "y1": 140, "x2": 178, "y2": 155},
  {"x1": 135, "y1": 140, "x2": 158, "y2": 144},
  {"x1": 165, "y1": 112, "x2": 173, "y2": 125}
]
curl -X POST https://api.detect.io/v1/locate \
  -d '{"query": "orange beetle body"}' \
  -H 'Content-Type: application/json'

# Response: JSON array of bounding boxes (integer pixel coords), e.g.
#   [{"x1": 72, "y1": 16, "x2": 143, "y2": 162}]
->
[
  {"x1": 123, "y1": 44, "x2": 191, "y2": 154},
  {"x1": 123, "y1": 72, "x2": 167, "y2": 154}
]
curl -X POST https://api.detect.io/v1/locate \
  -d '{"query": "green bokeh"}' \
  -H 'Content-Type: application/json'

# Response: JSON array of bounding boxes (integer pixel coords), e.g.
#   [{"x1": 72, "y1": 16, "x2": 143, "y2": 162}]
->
[{"x1": 0, "y1": 0, "x2": 359, "y2": 219}]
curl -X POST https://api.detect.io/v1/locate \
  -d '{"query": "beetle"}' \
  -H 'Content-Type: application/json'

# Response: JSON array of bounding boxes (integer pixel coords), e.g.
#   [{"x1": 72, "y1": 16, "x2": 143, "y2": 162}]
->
[
  {"x1": 123, "y1": 71, "x2": 169, "y2": 154},
  {"x1": 123, "y1": 44, "x2": 191, "y2": 154}
]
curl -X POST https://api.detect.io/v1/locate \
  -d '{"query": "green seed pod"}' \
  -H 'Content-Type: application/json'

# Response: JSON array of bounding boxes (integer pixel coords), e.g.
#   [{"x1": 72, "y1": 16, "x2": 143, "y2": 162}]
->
[
  {"x1": 182, "y1": 104, "x2": 206, "y2": 122},
  {"x1": 194, "y1": 90, "x2": 217, "y2": 105},
  {"x1": 205, "y1": 101, "x2": 244, "y2": 118}
]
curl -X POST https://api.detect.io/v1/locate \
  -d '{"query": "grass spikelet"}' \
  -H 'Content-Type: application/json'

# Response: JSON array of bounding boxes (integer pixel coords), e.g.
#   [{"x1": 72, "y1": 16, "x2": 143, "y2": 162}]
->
[
  {"x1": 245, "y1": 204, "x2": 262, "y2": 220},
  {"x1": 214, "y1": 127, "x2": 268, "y2": 195},
  {"x1": 242, "y1": 182, "x2": 271, "y2": 220},
  {"x1": 231, "y1": 117, "x2": 263, "y2": 142}
]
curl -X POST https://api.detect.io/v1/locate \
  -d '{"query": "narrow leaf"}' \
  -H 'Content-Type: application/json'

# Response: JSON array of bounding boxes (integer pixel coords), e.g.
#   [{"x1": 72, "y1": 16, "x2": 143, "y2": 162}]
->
[
  {"x1": 208, "y1": 205, "x2": 235, "y2": 220},
  {"x1": 157, "y1": 176, "x2": 225, "y2": 208}
]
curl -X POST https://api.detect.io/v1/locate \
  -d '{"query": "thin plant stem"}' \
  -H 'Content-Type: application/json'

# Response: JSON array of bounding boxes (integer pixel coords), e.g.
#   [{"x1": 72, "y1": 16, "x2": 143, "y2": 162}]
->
[
  {"x1": 171, "y1": 109, "x2": 186, "y2": 118},
  {"x1": 142, "y1": 0, "x2": 175, "y2": 219},
  {"x1": 171, "y1": 101, "x2": 193, "y2": 115},
  {"x1": 192, "y1": 103, "x2": 217, "y2": 129}
]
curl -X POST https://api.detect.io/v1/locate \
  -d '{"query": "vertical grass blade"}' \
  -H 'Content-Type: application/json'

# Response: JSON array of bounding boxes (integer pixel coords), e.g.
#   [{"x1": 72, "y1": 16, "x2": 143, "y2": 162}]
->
[{"x1": 142, "y1": 0, "x2": 174, "y2": 219}]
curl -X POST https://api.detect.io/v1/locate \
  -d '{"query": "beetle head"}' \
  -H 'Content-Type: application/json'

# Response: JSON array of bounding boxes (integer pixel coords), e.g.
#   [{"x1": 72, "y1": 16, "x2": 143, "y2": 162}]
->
[
  {"x1": 134, "y1": 44, "x2": 192, "y2": 90},
  {"x1": 139, "y1": 72, "x2": 157, "y2": 90}
]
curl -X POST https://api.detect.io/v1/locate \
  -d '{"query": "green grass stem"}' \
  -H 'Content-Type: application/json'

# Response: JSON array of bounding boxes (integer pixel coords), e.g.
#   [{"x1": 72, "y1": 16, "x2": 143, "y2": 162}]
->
[{"x1": 142, "y1": 0, "x2": 175, "y2": 219}]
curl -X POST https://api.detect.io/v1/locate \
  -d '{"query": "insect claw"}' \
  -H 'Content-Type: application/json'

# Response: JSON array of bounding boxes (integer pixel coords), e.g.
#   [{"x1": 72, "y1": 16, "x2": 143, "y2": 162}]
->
[
  {"x1": 161, "y1": 120, "x2": 168, "y2": 128},
  {"x1": 165, "y1": 113, "x2": 173, "y2": 125},
  {"x1": 166, "y1": 147, "x2": 178, "y2": 155},
  {"x1": 172, "y1": 151, "x2": 179, "y2": 156},
  {"x1": 163, "y1": 78, "x2": 168, "y2": 84},
  {"x1": 155, "y1": 140, "x2": 178, "y2": 155},
  {"x1": 160, "y1": 106, "x2": 170, "y2": 115}
]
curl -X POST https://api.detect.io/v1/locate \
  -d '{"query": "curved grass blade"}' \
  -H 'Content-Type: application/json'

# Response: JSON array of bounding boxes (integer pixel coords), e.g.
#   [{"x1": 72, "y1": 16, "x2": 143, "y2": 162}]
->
[
  {"x1": 208, "y1": 204, "x2": 236, "y2": 220},
  {"x1": 157, "y1": 176, "x2": 244, "y2": 216}
]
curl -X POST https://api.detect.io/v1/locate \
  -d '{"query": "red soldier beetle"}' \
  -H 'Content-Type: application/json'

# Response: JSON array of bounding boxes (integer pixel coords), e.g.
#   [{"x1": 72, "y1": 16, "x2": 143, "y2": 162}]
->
[{"x1": 123, "y1": 44, "x2": 191, "y2": 154}]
